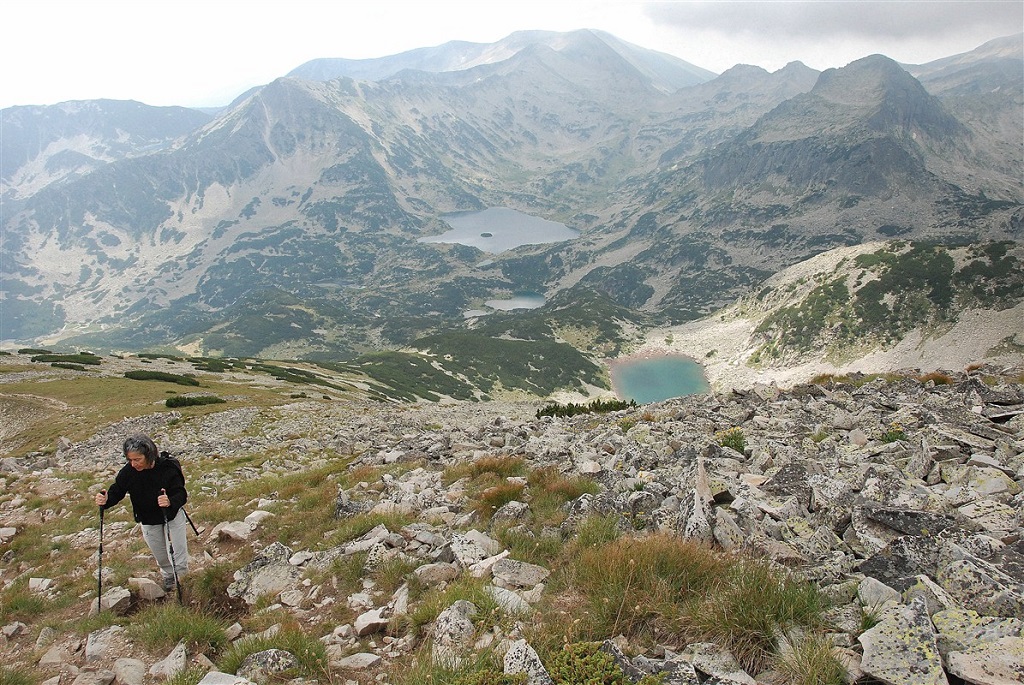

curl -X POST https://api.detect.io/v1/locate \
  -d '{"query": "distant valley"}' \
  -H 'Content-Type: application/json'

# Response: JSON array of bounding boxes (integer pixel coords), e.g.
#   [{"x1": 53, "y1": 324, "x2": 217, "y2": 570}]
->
[{"x1": 1, "y1": 29, "x2": 1021, "y2": 399}]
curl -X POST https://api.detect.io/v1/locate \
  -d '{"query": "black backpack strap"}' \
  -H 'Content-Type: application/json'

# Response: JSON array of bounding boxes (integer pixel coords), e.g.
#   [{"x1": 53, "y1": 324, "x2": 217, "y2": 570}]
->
[{"x1": 158, "y1": 451, "x2": 198, "y2": 535}]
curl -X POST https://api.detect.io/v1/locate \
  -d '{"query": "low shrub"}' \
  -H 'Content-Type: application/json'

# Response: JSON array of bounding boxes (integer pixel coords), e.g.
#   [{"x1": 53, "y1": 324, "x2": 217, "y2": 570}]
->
[
  {"x1": 138, "y1": 353, "x2": 184, "y2": 361},
  {"x1": 124, "y1": 370, "x2": 200, "y2": 386},
  {"x1": 32, "y1": 353, "x2": 101, "y2": 365},
  {"x1": 165, "y1": 395, "x2": 226, "y2": 408},
  {"x1": 716, "y1": 427, "x2": 746, "y2": 453},
  {"x1": 50, "y1": 362, "x2": 90, "y2": 371},
  {"x1": 536, "y1": 398, "x2": 637, "y2": 419},
  {"x1": 190, "y1": 357, "x2": 234, "y2": 372},
  {"x1": 880, "y1": 421, "x2": 907, "y2": 443},
  {"x1": 545, "y1": 642, "x2": 661, "y2": 685},
  {"x1": 917, "y1": 371, "x2": 953, "y2": 385}
]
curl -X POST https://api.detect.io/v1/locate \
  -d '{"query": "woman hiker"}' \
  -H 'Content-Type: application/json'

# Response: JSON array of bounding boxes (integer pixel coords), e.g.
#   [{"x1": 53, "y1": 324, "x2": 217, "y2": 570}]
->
[{"x1": 94, "y1": 434, "x2": 189, "y2": 592}]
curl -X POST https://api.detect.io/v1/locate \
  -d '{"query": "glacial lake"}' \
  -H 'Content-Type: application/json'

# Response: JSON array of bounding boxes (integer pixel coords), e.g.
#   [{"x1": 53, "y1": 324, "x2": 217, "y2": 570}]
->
[
  {"x1": 484, "y1": 293, "x2": 546, "y2": 311},
  {"x1": 609, "y1": 355, "x2": 711, "y2": 403},
  {"x1": 419, "y1": 207, "x2": 578, "y2": 253},
  {"x1": 463, "y1": 292, "x2": 546, "y2": 318}
]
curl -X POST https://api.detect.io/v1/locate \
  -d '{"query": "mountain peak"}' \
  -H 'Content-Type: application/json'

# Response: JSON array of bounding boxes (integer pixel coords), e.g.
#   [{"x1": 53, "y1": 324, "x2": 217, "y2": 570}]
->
[
  {"x1": 812, "y1": 54, "x2": 922, "y2": 105},
  {"x1": 287, "y1": 30, "x2": 714, "y2": 92},
  {"x1": 815, "y1": 54, "x2": 963, "y2": 138}
]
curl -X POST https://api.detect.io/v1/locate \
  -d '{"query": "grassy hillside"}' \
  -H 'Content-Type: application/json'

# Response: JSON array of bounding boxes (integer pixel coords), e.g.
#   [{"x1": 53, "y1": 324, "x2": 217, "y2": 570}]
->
[{"x1": 751, "y1": 240, "x2": 1024, "y2": 363}]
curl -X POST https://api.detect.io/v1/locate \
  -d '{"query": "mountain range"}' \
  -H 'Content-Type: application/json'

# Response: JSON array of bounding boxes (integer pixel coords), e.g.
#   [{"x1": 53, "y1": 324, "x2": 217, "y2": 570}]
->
[{"x1": 1, "y1": 29, "x2": 1021, "y2": 396}]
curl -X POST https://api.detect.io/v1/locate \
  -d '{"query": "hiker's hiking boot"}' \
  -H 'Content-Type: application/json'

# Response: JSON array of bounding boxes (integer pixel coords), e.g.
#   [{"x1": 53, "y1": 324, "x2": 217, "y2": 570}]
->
[{"x1": 163, "y1": 577, "x2": 175, "y2": 592}]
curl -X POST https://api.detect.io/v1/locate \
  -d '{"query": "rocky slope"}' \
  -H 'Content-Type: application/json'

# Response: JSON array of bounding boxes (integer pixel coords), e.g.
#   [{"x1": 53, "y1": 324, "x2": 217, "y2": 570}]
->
[{"x1": 1, "y1": 361, "x2": 1022, "y2": 684}]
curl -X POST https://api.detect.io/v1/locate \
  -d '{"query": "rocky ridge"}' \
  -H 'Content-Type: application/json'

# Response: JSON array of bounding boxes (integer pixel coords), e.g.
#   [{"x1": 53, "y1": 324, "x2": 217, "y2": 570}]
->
[{"x1": 1, "y1": 365, "x2": 1023, "y2": 684}]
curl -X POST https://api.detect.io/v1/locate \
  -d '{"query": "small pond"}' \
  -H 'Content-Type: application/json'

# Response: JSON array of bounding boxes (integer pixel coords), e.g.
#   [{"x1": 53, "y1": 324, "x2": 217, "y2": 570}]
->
[{"x1": 609, "y1": 354, "x2": 710, "y2": 403}]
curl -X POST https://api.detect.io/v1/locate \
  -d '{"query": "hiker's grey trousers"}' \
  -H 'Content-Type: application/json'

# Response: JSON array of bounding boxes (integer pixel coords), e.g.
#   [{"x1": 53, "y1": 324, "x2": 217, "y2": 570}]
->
[{"x1": 140, "y1": 509, "x2": 189, "y2": 583}]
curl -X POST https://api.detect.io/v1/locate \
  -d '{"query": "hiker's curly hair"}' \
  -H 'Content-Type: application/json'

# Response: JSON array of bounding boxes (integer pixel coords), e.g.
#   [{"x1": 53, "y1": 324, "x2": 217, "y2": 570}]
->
[{"x1": 122, "y1": 434, "x2": 160, "y2": 466}]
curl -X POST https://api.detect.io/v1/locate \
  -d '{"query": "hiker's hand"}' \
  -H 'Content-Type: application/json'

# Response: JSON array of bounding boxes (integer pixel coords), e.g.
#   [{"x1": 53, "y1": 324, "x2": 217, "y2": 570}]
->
[
  {"x1": 158, "y1": 489, "x2": 170, "y2": 508},
  {"x1": 95, "y1": 490, "x2": 107, "y2": 507}
]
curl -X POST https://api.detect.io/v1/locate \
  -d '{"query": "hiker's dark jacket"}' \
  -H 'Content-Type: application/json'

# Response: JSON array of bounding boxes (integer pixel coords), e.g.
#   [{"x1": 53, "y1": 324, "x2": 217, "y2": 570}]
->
[{"x1": 102, "y1": 456, "x2": 187, "y2": 525}]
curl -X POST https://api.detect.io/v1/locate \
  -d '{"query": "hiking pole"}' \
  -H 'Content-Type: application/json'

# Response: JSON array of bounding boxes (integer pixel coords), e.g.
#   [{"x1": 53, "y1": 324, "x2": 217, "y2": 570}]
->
[
  {"x1": 181, "y1": 506, "x2": 216, "y2": 561},
  {"x1": 182, "y1": 508, "x2": 200, "y2": 537},
  {"x1": 161, "y1": 489, "x2": 182, "y2": 604},
  {"x1": 97, "y1": 491, "x2": 105, "y2": 611}
]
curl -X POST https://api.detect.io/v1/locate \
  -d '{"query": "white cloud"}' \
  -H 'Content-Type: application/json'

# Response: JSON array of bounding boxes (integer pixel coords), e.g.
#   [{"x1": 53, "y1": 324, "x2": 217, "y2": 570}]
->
[{"x1": 1, "y1": 0, "x2": 1019, "y2": 109}]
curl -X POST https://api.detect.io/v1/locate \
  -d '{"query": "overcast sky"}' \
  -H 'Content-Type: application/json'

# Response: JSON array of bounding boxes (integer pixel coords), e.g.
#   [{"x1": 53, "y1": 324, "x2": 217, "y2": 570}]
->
[{"x1": 2, "y1": 0, "x2": 1020, "y2": 110}]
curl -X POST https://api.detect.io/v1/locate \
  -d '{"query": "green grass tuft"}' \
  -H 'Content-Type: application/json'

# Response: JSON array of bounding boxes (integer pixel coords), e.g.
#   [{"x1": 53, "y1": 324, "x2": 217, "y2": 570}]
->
[
  {"x1": 128, "y1": 603, "x2": 229, "y2": 654},
  {"x1": 216, "y1": 626, "x2": 328, "y2": 680},
  {"x1": 772, "y1": 632, "x2": 847, "y2": 685},
  {"x1": 0, "y1": 666, "x2": 38, "y2": 685}
]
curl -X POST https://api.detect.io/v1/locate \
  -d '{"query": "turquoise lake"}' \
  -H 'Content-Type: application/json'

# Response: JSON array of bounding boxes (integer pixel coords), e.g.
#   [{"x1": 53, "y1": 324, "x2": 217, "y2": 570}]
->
[{"x1": 610, "y1": 355, "x2": 711, "y2": 403}]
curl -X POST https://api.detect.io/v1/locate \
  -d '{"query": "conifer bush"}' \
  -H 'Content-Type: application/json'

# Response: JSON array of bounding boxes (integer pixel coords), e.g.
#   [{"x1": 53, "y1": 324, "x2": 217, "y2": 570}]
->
[
  {"x1": 124, "y1": 370, "x2": 201, "y2": 386},
  {"x1": 165, "y1": 395, "x2": 226, "y2": 408},
  {"x1": 32, "y1": 353, "x2": 101, "y2": 365},
  {"x1": 536, "y1": 398, "x2": 637, "y2": 419}
]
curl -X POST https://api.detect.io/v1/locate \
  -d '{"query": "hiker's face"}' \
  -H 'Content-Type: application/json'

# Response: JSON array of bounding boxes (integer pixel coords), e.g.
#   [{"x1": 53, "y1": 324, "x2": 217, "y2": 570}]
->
[{"x1": 126, "y1": 451, "x2": 151, "y2": 471}]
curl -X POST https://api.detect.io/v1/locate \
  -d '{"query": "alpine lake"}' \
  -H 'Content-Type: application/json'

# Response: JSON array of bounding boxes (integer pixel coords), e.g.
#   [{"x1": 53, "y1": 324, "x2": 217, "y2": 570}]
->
[
  {"x1": 420, "y1": 207, "x2": 577, "y2": 315},
  {"x1": 609, "y1": 355, "x2": 711, "y2": 403},
  {"x1": 421, "y1": 208, "x2": 710, "y2": 402}
]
